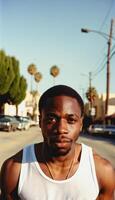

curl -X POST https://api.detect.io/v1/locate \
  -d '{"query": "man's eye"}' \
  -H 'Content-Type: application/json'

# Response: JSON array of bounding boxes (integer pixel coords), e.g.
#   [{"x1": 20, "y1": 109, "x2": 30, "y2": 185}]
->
[
  {"x1": 67, "y1": 118, "x2": 77, "y2": 124},
  {"x1": 46, "y1": 117, "x2": 56, "y2": 123}
]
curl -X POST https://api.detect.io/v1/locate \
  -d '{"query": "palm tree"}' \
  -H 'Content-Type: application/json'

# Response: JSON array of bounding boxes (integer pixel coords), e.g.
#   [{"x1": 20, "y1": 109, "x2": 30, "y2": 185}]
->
[
  {"x1": 86, "y1": 86, "x2": 98, "y2": 116},
  {"x1": 34, "y1": 71, "x2": 42, "y2": 91},
  {"x1": 30, "y1": 72, "x2": 42, "y2": 121},
  {"x1": 27, "y1": 64, "x2": 37, "y2": 92},
  {"x1": 86, "y1": 86, "x2": 98, "y2": 103},
  {"x1": 50, "y1": 65, "x2": 60, "y2": 85}
]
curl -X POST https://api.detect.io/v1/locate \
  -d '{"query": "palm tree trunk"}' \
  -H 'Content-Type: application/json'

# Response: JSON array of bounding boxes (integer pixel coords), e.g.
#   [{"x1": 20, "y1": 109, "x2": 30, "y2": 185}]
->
[
  {"x1": 16, "y1": 105, "x2": 18, "y2": 115},
  {"x1": 0, "y1": 103, "x2": 4, "y2": 114}
]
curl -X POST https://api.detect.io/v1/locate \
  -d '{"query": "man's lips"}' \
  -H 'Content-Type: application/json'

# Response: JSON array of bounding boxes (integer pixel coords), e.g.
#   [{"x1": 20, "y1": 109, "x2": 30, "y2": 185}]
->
[
  {"x1": 55, "y1": 139, "x2": 71, "y2": 143},
  {"x1": 49, "y1": 136, "x2": 72, "y2": 143}
]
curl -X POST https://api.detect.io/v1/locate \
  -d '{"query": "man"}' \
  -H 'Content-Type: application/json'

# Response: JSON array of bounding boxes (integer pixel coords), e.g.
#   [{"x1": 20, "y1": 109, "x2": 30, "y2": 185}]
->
[{"x1": 0, "y1": 85, "x2": 115, "y2": 200}]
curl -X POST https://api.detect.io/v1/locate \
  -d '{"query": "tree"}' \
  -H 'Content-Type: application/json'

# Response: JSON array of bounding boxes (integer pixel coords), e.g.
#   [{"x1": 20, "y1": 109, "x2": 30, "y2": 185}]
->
[
  {"x1": 27, "y1": 64, "x2": 37, "y2": 91},
  {"x1": 86, "y1": 86, "x2": 98, "y2": 117},
  {"x1": 86, "y1": 86, "x2": 98, "y2": 103},
  {"x1": 34, "y1": 71, "x2": 42, "y2": 83},
  {"x1": 34, "y1": 71, "x2": 42, "y2": 91},
  {"x1": 50, "y1": 65, "x2": 60, "y2": 85},
  {"x1": 11, "y1": 76, "x2": 27, "y2": 114},
  {"x1": 0, "y1": 50, "x2": 15, "y2": 95},
  {"x1": 0, "y1": 50, "x2": 27, "y2": 114},
  {"x1": 8, "y1": 57, "x2": 20, "y2": 101},
  {"x1": 15, "y1": 76, "x2": 27, "y2": 104}
]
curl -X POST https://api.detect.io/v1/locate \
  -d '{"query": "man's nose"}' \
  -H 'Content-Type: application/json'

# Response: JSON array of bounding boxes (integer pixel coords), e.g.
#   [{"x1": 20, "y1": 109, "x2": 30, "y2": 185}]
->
[{"x1": 57, "y1": 118, "x2": 68, "y2": 134}]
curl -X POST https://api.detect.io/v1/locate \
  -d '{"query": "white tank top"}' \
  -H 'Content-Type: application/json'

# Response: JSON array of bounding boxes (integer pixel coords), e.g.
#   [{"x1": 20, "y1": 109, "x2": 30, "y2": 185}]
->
[{"x1": 18, "y1": 143, "x2": 99, "y2": 200}]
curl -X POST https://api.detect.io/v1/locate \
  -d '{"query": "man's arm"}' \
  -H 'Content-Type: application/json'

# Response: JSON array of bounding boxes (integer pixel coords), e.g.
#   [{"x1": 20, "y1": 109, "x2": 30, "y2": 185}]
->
[
  {"x1": 0, "y1": 153, "x2": 22, "y2": 200},
  {"x1": 94, "y1": 154, "x2": 115, "y2": 200}
]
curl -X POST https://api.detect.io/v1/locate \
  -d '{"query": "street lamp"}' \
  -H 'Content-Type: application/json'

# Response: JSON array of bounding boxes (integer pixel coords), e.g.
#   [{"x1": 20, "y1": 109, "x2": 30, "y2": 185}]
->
[
  {"x1": 81, "y1": 28, "x2": 114, "y2": 40},
  {"x1": 81, "y1": 19, "x2": 114, "y2": 116}
]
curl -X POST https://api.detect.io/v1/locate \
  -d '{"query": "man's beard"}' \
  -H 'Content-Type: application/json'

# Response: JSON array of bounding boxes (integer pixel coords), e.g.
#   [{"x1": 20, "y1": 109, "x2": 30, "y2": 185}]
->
[{"x1": 44, "y1": 136, "x2": 73, "y2": 157}]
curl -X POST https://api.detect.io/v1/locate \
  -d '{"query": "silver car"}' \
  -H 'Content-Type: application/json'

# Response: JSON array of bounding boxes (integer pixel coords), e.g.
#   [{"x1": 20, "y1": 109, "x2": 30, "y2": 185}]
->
[
  {"x1": 14, "y1": 116, "x2": 30, "y2": 130},
  {"x1": 0, "y1": 116, "x2": 20, "y2": 132},
  {"x1": 88, "y1": 124, "x2": 115, "y2": 136}
]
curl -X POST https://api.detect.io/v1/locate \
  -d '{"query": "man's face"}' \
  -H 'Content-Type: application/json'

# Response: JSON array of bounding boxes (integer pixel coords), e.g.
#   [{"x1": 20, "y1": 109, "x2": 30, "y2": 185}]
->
[{"x1": 39, "y1": 95, "x2": 83, "y2": 156}]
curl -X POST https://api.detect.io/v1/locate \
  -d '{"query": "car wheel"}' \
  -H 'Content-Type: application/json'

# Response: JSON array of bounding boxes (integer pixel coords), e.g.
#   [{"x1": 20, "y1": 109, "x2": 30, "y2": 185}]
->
[
  {"x1": 13, "y1": 126, "x2": 16, "y2": 131},
  {"x1": 25, "y1": 124, "x2": 29, "y2": 130}
]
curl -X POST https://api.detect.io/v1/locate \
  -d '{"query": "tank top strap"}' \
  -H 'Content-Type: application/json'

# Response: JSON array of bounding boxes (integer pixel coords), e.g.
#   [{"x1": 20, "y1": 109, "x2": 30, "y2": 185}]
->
[
  {"x1": 80, "y1": 143, "x2": 99, "y2": 194},
  {"x1": 22, "y1": 144, "x2": 35, "y2": 163},
  {"x1": 18, "y1": 144, "x2": 35, "y2": 195}
]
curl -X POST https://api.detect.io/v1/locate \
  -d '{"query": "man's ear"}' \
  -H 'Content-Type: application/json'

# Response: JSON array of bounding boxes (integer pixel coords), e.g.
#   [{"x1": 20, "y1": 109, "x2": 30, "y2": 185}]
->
[
  {"x1": 39, "y1": 115, "x2": 41, "y2": 128},
  {"x1": 80, "y1": 125, "x2": 83, "y2": 132}
]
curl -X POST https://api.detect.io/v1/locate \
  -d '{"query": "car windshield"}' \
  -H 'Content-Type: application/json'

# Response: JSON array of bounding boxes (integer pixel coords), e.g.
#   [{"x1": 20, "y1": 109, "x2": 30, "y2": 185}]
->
[
  {"x1": 0, "y1": 117, "x2": 11, "y2": 122},
  {"x1": 106, "y1": 125, "x2": 115, "y2": 129}
]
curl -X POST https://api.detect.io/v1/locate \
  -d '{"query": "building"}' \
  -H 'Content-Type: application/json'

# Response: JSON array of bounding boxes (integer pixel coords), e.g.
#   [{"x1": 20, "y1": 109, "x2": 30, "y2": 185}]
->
[
  {"x1": 84, "y1": 93, "x2": 115, "y2": 124},
  {"x1": 4, "y1": 91, "x2": 40, "y2": 120}
]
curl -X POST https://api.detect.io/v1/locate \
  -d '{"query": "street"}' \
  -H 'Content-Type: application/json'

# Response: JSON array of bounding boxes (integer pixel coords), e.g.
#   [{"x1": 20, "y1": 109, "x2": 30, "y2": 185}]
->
[
  {"x1": 79, "y1": 133, "x2": 115, "y2": 168},
  {"x1": 0, "y1": 126, "x2": 115, "y2": 169}
]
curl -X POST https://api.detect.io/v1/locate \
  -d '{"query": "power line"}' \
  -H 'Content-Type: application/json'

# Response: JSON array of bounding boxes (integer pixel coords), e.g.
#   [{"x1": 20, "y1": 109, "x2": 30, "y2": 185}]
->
[
  {"x1": 92, "y1": 52, "x2": 107, "y2": 75},
  {"x1": 99, "y1": 0, "x2": 114, "y2": 31},
  {"x1": 92, "y1": 60, "x2": 106, "y2": 78},
  {"x1": 92, "y1": 46, "x2": 115, "y2": 79},
  {"x1": 91, "y1": 38, "x2": 115, "y2": 79},
  {"x1": 90, "y1": 0, "x2": 115, "y2": 80},
  {"x1": 91, "y1": 43, "x2": 115, "y2": 79},
  {"x1": 111, "y1": 44, "x2": 115, "y2": 52}
]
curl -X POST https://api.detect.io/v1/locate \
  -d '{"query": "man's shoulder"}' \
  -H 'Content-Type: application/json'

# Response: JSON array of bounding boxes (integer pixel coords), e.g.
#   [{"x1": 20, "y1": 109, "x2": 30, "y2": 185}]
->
[
  {"x1": 93, "y1": 151, "x2": 114, "y2": 169},
  {"x1": 0, "y1": 150, "x2": 23, "y2": 182},
  {"x1": 3, "y1": 149, "x2": 23, "y2": 167},
  {"x1": 2, "y1": 142, "x2": 42, "y2": 167},
  {"x1": 93, "y1": 152, "x2": 114, "y2": 175},
  {"x1": 93, "y1": 152, "x2": 115, "y2": 193},
  {"x1": 0, "y1": 150, "x2": 23, "y2": 197}
]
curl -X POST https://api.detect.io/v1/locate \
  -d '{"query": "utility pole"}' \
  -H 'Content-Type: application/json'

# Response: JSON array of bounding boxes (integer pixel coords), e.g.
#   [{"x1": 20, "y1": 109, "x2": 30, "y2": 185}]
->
[
  {"x1": 89, "y1": 72, "x2": 92, "y2": 114},
  {"x1": 105, "y1": 19, "x2": 114, "y2": 116},
  {"x1": 81, "y1": 19, "x2": 115, "y2": 117}
]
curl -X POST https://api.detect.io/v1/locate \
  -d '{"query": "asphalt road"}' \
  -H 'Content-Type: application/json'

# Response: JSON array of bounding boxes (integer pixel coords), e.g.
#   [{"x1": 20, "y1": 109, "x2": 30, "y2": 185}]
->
[
  {"x1": 0, "y1": 126, "x2": 115, "y2": 169},
  {"x1": 78, "y1": 132, "x2": 115, "y2": 168}
]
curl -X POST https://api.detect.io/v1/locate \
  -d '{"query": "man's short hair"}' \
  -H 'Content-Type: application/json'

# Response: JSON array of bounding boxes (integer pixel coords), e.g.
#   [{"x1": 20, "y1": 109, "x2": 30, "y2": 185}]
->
[{"x1": 39, "y1": 85, "x2": 84, "y2": 116}]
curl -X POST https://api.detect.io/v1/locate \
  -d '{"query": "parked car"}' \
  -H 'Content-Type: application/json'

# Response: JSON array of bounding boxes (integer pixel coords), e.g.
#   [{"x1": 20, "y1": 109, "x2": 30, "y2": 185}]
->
[
  {"x1": 14, "y1": 116, "x2": 30, "y2": 130},
  {"x1": 104, "y1": 125, "x2": 115, "y2": 136},
  {"x1": 0, "y1": 116, "x2": 20, "y2": 132},
  {"x1": 23, "y1": 116, "x2": 39, "y2": 127},
  {"x1": 88, "y1": 124, "x2": 115, "y2": 136},
  {"x1": 0, "y1": 114, "x2": 11, "y2": 118},
  {"x1": 88, "y1": 124, "x2": 104, "y2": 135}
]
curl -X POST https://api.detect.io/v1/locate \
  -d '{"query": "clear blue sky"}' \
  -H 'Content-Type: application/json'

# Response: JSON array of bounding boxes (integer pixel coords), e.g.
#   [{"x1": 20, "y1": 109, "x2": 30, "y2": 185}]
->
[{"x1": 1, "y1": 0, "x2": 115, "y2": 101}]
